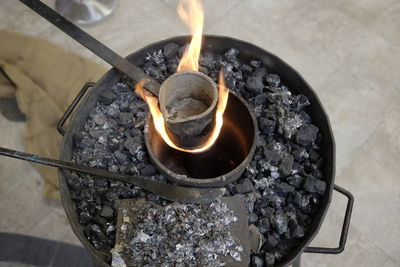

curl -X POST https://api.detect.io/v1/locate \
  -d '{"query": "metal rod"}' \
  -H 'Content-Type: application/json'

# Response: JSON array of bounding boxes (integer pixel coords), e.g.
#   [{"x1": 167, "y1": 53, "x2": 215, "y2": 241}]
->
[
  {"x1": 0, "y1": 147, "x2": 225, "y2": 204},
  {"x1": 18, "y1": 0, "x2": 160, "y2": 96}
]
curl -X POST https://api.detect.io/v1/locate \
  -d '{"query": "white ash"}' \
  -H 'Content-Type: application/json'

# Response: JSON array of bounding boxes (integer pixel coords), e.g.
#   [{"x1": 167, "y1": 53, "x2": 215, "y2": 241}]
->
[
  {"x1": 118, "y1": 200, "x2": 241, "y2": 266},
  {"x1": 69, "y1": 44, "x2": 327, "y2": 266}
]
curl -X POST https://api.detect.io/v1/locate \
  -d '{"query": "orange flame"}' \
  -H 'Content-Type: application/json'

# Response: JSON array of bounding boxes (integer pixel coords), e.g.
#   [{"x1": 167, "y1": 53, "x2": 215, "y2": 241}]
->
[
  {"x1": 135, "y1": 71, "x2": 229, "y2": 153},
  {"x1": 176, "y1": 0, "x2": 204, "y2": 72}
]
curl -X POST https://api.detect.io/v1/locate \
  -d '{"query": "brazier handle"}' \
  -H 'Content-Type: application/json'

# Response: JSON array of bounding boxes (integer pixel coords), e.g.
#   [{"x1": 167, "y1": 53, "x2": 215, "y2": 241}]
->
[
  {"x1": 57, "y1": 82, "x2": 95, "y2": 136},
  {"x1": 304, "y1": 185, "x2": 354, "y2": 254}
]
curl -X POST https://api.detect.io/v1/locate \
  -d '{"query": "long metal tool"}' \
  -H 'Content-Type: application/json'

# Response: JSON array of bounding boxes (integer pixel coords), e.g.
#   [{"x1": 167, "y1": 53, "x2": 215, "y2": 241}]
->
[
  {"x1": 0, "y1": 147, "x2": 225, "y2": 204},
  {"x1": 18, "y1": 0, "x2": 160, "y2": 96}
]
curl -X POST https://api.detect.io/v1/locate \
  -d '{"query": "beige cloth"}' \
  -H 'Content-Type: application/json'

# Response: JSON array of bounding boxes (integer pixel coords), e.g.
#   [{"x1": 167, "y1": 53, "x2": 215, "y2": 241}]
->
[{"x1": 0, "y1": 30, "x2": 106, "y2": 200}]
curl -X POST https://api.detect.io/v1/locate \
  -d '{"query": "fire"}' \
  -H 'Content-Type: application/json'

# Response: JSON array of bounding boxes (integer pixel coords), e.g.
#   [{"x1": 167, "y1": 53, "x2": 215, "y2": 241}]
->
[
  {"x1": 135, "y1": 72, "x2": 229, "y2": 153},
  {"x1": 135, "y1": 0, "x2": 229, "y2": 153},
  {"x1": 176, "y1": 0, "x2": 204, "y2": 72}
]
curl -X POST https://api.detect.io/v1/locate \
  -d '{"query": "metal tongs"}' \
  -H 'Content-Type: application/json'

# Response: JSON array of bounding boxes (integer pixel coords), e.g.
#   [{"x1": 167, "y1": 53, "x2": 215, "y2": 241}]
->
[{"x1": 0, "y1": 147, "x2": 225, "y2": 204}]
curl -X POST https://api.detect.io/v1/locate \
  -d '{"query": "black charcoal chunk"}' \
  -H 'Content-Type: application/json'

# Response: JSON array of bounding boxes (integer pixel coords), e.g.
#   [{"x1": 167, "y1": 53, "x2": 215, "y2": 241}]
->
[
  {"x1": 266, "y1": 74, "x2": 280, "y2": 87},
  {"x1": 141, "y1": 165, "x2": 156, "y2": 176},
  {"x1": 246, "y1": 68, "x2": 267, "y2": 94},
  {"x1": 124, "y1": 138, "x2": 142, "y2": 155},
  {"x1": 99, "y1": 90, "x2": 117, "y2": 105},
  {"x1": 100, "y1": 206, "x2": 114, "y2": 218},
  {"x1": 263, "y1": 148, "x2": 282, "y2": 165},
  {"x1": 275, "y1": 182, "x2": 295, "y2": 194},
  {"x1": 251, "y1": 255, "x2": 264, "y2": 267},
  {"x1": 119, "y1": 112, "x2": 133, "y2": 126},
  {"x1": 295, "y1": 94, "x2": 310, "y2": 111},
  {"x1": 296, "y1": 124, "x2": 319, "y2": 146},
  {"x1": 258, "y1": 218, "x2": 270, "y2": 234},
  {"x1": 250, "y1": 60, "x2": 261, "y2": 68},
  {"x1": 271, "y1": 212, "x2": 288, "y2": 235},
  {"x1": 114, "y1": 151, "x2": 128, "y2": 164},
  {"x1": 265, "y1": 232, "x2": 279, "y2": 249},
  {"x1": 292, "y1": 147, "x2": 309, "y2": 162},
  {"x1": 303, "y1": 176, "x2": 326, "y2": 195},
  {"x1": 163, "y1": 43, "x2": 179, "y2": 59},
  {"x1": 235, "y1": 178, "x2": 256, "y2": 194},
  {"x1": 265, "y1": 252, "x2": 276, "y2": 266},
  {"x1": 260, "y1": 118, "x2": 276, "y2": 136},
  {"x1": 248, "y1": 212, "x2": 259, "y2": 224},
  {"x1": 279, "y1": 154, "x2": 294, "y2": 176},
  {"x1": 287, "y1": 175, "x2": 304, "y2": 189},
  {"x1": 255, "y1": 93, "x2": 267, "y2": 105}
]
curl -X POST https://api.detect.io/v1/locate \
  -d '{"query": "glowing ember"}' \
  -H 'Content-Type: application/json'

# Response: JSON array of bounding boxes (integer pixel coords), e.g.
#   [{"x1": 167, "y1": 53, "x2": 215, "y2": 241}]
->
[
  {"x1": 135, "y1": 72, "x2": 229, "y2": 153},
  {"x1": 176, "y1": 0, "x2": 204, "y2": 72}
]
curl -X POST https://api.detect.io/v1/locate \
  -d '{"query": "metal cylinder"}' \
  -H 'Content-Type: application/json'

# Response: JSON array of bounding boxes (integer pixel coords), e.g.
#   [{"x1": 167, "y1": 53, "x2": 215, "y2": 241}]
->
[{"x1": 158, "y1": 71, "x2": 218, "y2": 149}]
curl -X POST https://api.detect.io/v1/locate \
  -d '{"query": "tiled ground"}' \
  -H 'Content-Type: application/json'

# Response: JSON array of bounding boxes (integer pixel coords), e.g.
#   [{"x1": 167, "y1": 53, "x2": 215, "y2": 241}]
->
[{"x1": 0, "y1": 0, "x2": 399, "y2": 266}]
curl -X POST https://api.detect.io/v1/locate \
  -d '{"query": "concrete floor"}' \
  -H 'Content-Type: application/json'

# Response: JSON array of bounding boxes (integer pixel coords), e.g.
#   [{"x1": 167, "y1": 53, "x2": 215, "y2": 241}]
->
[{"x1": 0, "y1": 0, "x2": 399, "y2": 266}]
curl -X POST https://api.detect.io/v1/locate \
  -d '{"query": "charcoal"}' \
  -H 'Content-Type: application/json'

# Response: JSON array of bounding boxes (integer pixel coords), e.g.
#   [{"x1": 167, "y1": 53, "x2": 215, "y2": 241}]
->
[
  {"x1": 248, "y1": 212, "x2": 259, "y2": 224},
  {"x1": 67, "y1": 173, "x2": 82, "y2": 190},
  {"x1": 119, "y1": 101, "x2": 130, "y2": 112},
  {"x1": 250, "y1": 60, "x2": 261, "y2": 68},
  {"x1": 292, "y1": 147, "x2": 309, "y2": 162},
  {"x1": 303, "y1": 176, "x2": 326, "y2": 195},
  {"x1": 266, "y1": 74, "x2": 280, "y2": 87},
  {"x1": 265, "y1": 232, "x2": 279, "y2": 249},
  {"x1": 240, "y1": 64, "x2": 253, "y2": 77},
  {"x1": 114, "y1": 151, "x2": 128, "y2": 164},
  {"x1": 226, "y1": 183, "x2": 237, "y2": 195},
  {"x1": 263, "y1": 147, "x2": 282, "y2": 165},
  {"x1": 254, "y1": 177, "x2": 270, "y2": 191},
  {"x1": 93, "y1": 112, "x2": 107, "y2": 126},
  {"x1": 254, "y1": 93, "x2": 267, "y2": 106},
  {"x1": 259, "y1": 117, "x2": 276, "y2": 136},
  {"x1": 119, "y1": 112, "x2": 133, "y2": 126},
  {"x1": 124, "y1": 137, "x2": 142, "y2": 155},
  {"x1": 163, "y1": 43, "x2": 179, "y2": 59},
  {"x1": 258, "y1": 218, "x2": 270, "y2": 234},
  {"x1": 100, "y1": 206, "x2": 114, "y2": 217},
  {"x1": 89, "y1": 129, "x2": 104, "y2": 139},
  {"x1": 199, "y1": 52, "x2": 215, "y2": 68},
  {"x1": 265, "y1": 252, "x2": 276, "y2": 266},
  {"x1": 275, "y1": 182, "x2": 295, "y2": 194},
  {"x1": 291, "y1": 224, "x2": 305, "y2": 238},
  {"x1": 251, "y1": 255, "x2": 264, "y2": 267},
  {"x1": 308, "y1": 149, "x2": 320, "y2": 162},
  {"x1": 141, "y1": 165, "x2": 156, "y2": 176},
  {"x1": 293, "y1": 192, "x2": 310, "y2": 211},
  {"x1": 107, "y1": 103, "x2": 120, "y2": 118},
  {"x1": 279, "y1": 154, "x2": 294, "y2": 176},
  {"x1": 235, "y1": 178, "x2": 256, "y2": 194},
  {"x1": 271, "y1": 212, "x2": 288, "y2": 235},
  {"x1": 296, "y1": 124, "x2": 318, "y2": 146},
  {"x1": 287, "y1": 175, "x2": 304, "y2": 189},
  {"x1": 79, "y1": 211, "x2": 94, "y2": 224},
  {"x1": 246, "y1": 68, "x2": 267, "y2": 94},
  {"x1": 99, "y1": 90, "x2": 117, "y2": 105},
  {"x1": 260, "y1": 206, "x2": 275, "y2": 218},
  {"x1": 294, "y1": 94, "x2": 310, "y2": 111}
]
